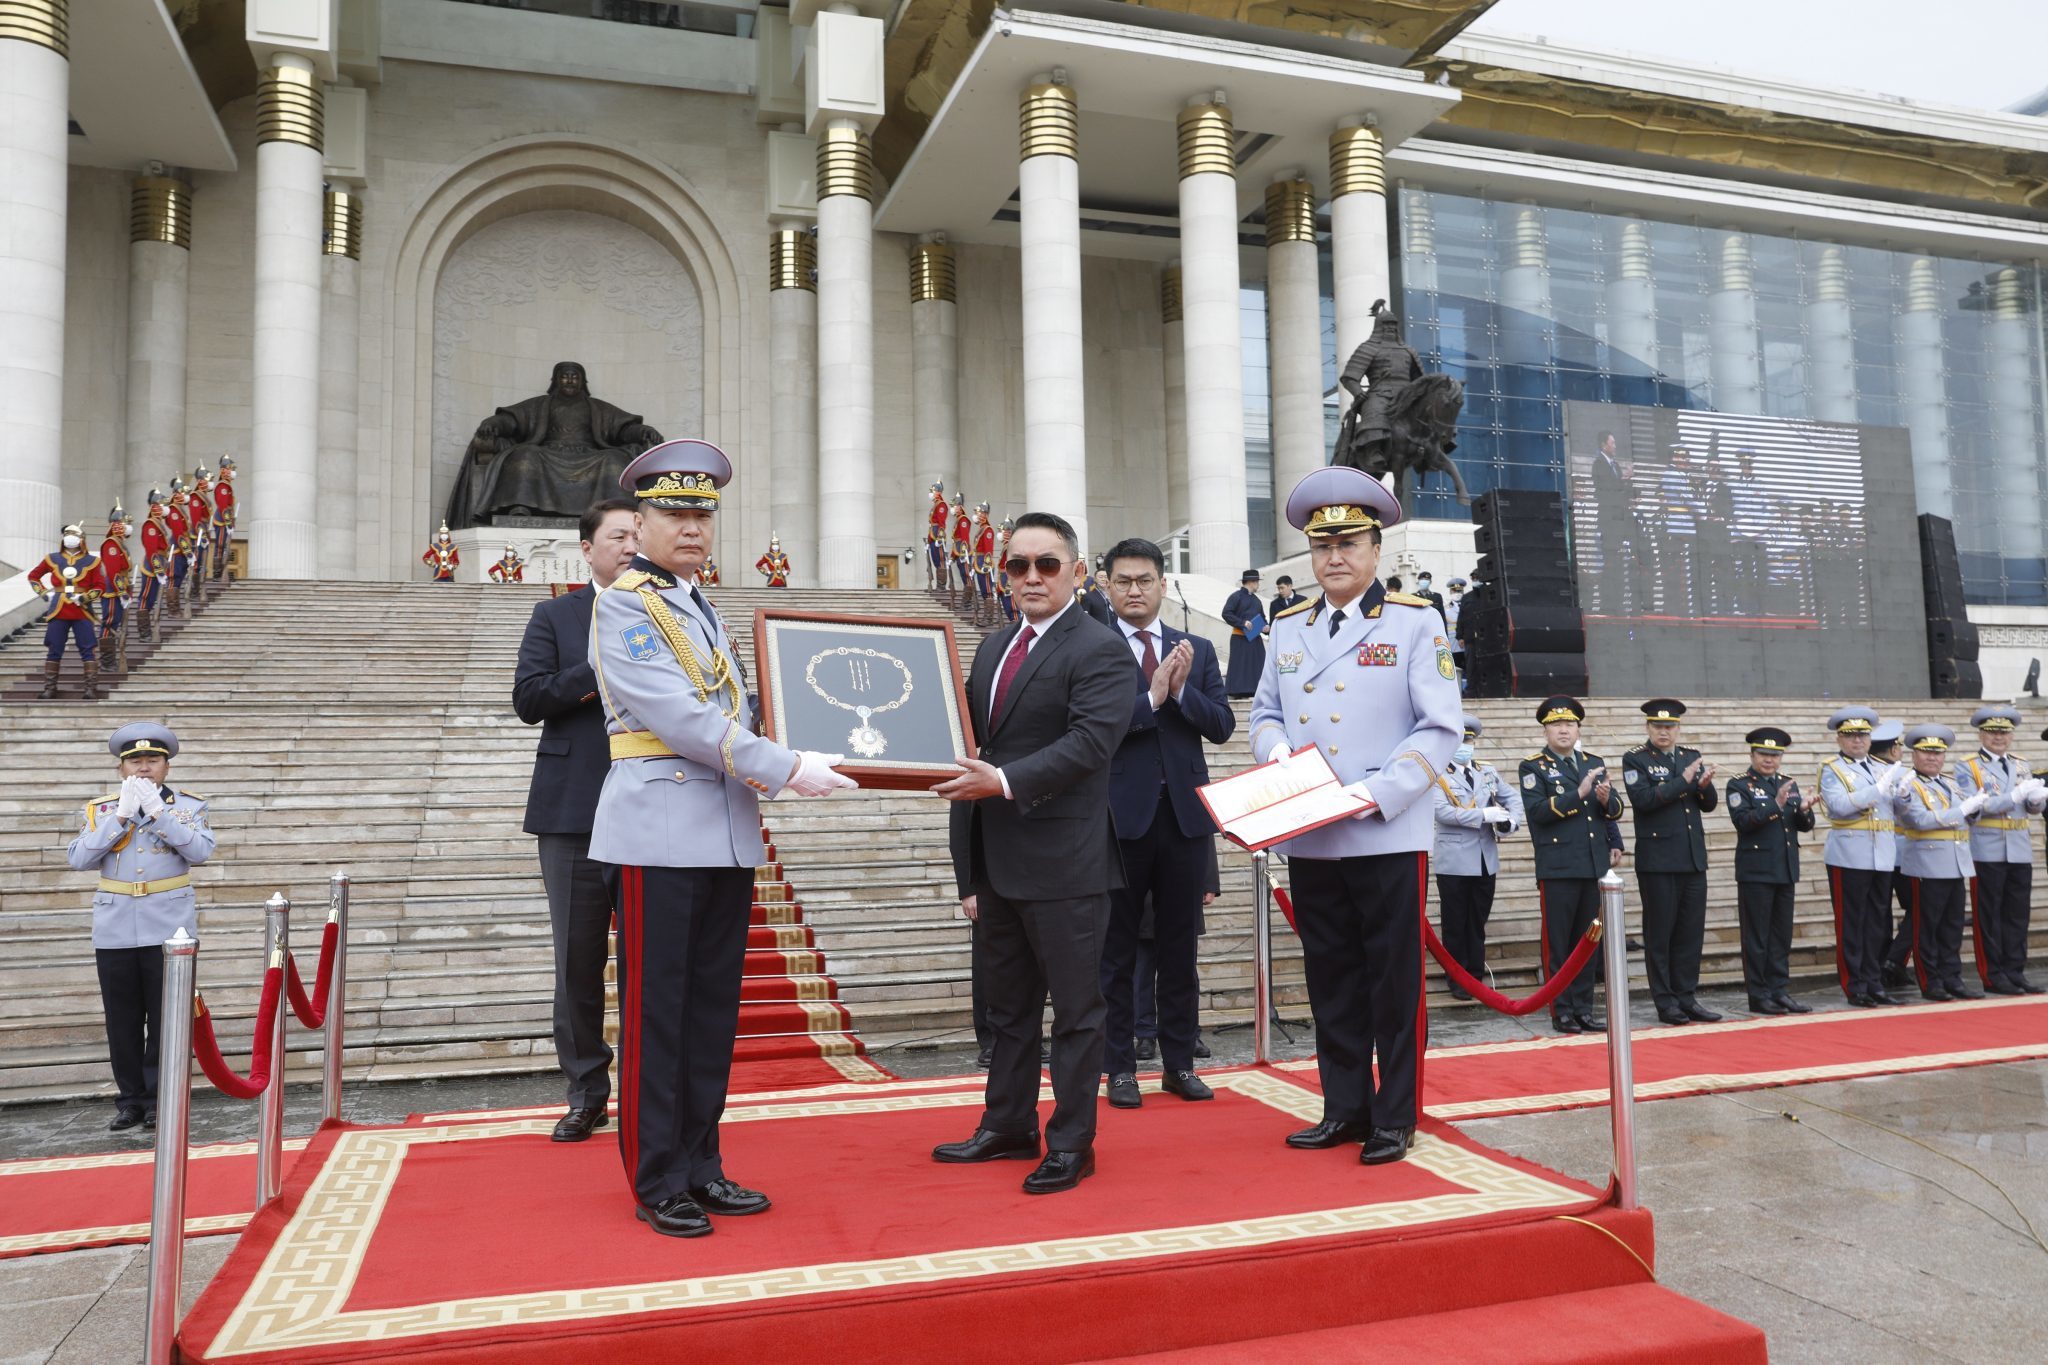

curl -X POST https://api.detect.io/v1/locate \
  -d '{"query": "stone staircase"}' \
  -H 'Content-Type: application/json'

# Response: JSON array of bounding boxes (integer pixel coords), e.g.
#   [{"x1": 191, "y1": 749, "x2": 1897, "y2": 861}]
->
[{"x1": 0, "y1": 578, "x2": 2040, "y2": 1104}]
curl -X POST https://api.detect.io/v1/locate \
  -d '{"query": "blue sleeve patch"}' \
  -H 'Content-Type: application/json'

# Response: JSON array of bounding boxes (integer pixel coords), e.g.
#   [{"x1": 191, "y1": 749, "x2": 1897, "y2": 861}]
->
[{"x1": 621, "y1": 624, "x2": 663, "y2": 662}]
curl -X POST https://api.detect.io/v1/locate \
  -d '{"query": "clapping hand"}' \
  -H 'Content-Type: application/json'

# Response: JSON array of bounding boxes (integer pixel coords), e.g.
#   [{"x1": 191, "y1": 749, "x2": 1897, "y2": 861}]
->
[
  {"x1": 1698, "y1": 762, "x2": 1717, "y2": 787},
  {"x1": 137, "y1": 779, "x2": 166, "y2": 819},
  {"x1": 1775, "y1": 781, "x2": 1793, "y2": 809},
  {"x1": 1577, "y1": 769, "x2": 1596, "y2": 798},
  {"x1": 115, "y1": 778, "x2": 142, "y2": 821},
  {"x1": 1682, "y1": 757, "x2": 1704, "y2": 783},
  {"x1": 1589, "y1": 768, "x2": 1612, "y2": 804},
  {"x1": 1148, "y1": 640, "x2": 1194, "y2": 709},
  {"x1": 1959, "y1": 791, "x2": 1990, "y2": 818}
]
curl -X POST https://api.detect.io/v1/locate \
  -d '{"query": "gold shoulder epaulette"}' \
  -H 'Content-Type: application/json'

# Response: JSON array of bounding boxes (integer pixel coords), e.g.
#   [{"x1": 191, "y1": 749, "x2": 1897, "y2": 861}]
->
[
  {"x1": 1384, "y1": 591, "x2": 1431, "y2": 607},
  {"x1": 612, "y1": 569, "x2": 655, "y2": 593},
  {"x1": 174, "y1": 789, "x2": 202, "y2": 802},
  {"x1": 1523, "y1": 750, "x2": 1545, "y2": 762},
  {"x1": 1275, "y1": 596, "x2": 1317, "y2": 621},
  {"x1": 89, "y1": 791, "x2": 121, "y2": 809}
]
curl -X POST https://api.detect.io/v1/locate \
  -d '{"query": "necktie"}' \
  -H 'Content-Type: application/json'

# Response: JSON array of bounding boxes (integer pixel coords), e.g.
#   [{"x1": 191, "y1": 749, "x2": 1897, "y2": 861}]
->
[
  {"x1": 1328, "y1": 607, "x2": 1347, "y2": 639},
  {"x1": 1138, "y1": 629, "x2": 1158, "y2": 683},
  {"x1": 990, "y1": 625, "x2": 1037, "y2": 727},
  {"x1": 688, "y1": 585, "x2": 717, "y2": 636}
]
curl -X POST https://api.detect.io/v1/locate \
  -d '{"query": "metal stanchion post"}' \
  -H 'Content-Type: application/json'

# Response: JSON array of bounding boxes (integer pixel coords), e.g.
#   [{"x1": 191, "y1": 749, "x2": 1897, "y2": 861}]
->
[
  {"x1": 1252, "y1": 850, "x2": 1273, "y2": 1064},
  {"x1": 255, "y1": 893, "x2": 290, "y2": 1206},
  {"x1": 322, "y1": 872, "x2": 350, "y2": 1123},
  {"x1": 1599, "y1": 870, "x2": 1639, "y2": 1211},
  {"x1": 144, "y1": 929, "x2": 199, "y2": 1365}
]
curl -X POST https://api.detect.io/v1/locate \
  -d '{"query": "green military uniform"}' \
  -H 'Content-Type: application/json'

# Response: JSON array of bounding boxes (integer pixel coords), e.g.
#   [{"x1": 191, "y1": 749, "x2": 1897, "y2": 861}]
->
[
  {"x1": 1622, "y1": 699, "x2": 1720, "y2": 1024},
  {"x1": 1522, "y1": 696, "x2": 1623, "y2": 1032},
  {"x1": 1725, "y1": 728, "x2": 1816, "y2": 1015}
]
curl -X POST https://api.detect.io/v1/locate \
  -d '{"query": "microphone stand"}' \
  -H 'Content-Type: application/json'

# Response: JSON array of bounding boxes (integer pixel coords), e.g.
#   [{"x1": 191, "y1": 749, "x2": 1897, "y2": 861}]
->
[{"x1": 1174, "y1": 576, "x2": 1191, "y2": 634}]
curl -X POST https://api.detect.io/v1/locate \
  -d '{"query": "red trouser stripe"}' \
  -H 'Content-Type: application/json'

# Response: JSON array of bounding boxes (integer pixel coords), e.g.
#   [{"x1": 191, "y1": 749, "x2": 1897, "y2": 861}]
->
[
  {"x1": 620, "y1": 866, "x2": 642, "y2": 1198},
  {"x1": 1827, "y1": 867, "x2": 1852, "y2": 997},
  {"x1": 1910, "y1": 879, "x2": 1929, "y2": 994},
  {"x1": 1968, "y1": 876, "x2": 1991, "y2": 987}
]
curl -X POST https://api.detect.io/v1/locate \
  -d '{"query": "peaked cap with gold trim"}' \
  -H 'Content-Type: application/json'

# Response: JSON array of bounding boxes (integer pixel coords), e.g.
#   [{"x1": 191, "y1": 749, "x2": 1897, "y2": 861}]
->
[
  {"x1": 620, "y1": 439, "x2": 732, "y2": 511},
  {"x1": 1283, "y1": 466, "x2": 1402, "y2": 539}
]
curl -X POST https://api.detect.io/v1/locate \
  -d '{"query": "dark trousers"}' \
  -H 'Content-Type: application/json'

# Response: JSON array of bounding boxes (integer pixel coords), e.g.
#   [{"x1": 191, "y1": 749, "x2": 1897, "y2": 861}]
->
[
  {"x1": 172, "y1": 552, "x2": 188, "y2": 588},
  {"x1": 606, "y1": 863, "x2": 750, "y2": 1205},
  {"x1": 969, "y1": 917, "x2": 994, "y2": 1049},
  {"x1": 538, "y1": 833, "x2": 615, "y2": 1108},
  {"x1": 1538, "y1": 878, "x2": 1602, "y2": 1018},
  {"x1": 974, "y1": 883, "x2": 1109, "y2": 1153},
  {"x1": 44, "y1": 617, "x2": 97, "y2": 661},
  {"x1": 1134, "y1": 937, "x2": 1159, "y2": 1038},
  {"x1": 1101, "y1": 798, "x2": 1203, "y2": 1074},
  {"x1": 1736, "y1": 880, "x2": 1794, "y2": 1004},
  {"x1": 97, "y1": 946, "x2": 163, "y2": 1111},
  {"x1": 1971, "y1": 862, "x2": 2034, "y2": 987},
  {"x1": 1827, "y1": 866, "x2": 1892, "y2": 998},
  {"x1": 1905, "y1": 875, "x2": 1966, "y2": 993},
  {"x1": 1885, "y1": 873, "x2": 1916, "y2": 970},
  {"x1": 1435, "y1": 872, "x2": 1496, "y2": 989},
  {"x1": 1636, "y1": 870, "x2": 1706, "y2": 1008},
  {"x1": 1292, "y1": 853, "x2": 1426, "y2": 1130}
]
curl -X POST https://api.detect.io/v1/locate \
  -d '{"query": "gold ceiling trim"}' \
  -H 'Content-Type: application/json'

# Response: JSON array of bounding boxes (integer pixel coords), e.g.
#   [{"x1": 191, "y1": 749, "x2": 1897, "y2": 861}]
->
[{"x1": 1102, "y1": 0, "x2": 1498, "y2": 55}]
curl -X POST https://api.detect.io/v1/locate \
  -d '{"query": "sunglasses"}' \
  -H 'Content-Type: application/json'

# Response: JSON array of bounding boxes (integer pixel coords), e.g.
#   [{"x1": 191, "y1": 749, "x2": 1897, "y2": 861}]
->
[{"x1": 1004, "y1": 555, "x2": 1070, "y2": 579}]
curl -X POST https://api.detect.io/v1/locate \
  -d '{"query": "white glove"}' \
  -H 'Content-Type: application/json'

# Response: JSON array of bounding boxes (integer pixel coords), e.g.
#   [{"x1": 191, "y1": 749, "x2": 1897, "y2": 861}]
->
[
  {"x1": 1481, "y1": 806, "x2": 1513, "y2": 828},
  {"x1": 1344, "y1": 780, "x2": 1377, "y2": 819},
  {"x1": 1877, "y1": 763, "x2": 1906, "y2": 797},
  {"x1": 137, "y1": 779, "x2": 166, "y2": 819},
  {"x1": 115, "y1": 778, "x2": 141, "y2": 821},
  {"x1": 1959, "y1": 791, "x2": 1990, "y2": 818},
  {"x1": 785, "y1": 751, "x2": 857, "y2": 797},
  {"x1": 1263, "y1": 737, "x2": 1296, "y2": 767},
  {"x1": 2011, "y1": 776, "x2": 2046, "y2": 809}
]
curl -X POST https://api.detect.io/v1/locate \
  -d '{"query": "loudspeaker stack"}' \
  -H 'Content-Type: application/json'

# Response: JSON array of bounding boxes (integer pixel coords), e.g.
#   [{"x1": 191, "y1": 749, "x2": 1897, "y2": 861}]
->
[
  {"x1": 1918, "y1": 514, "x2": 1981, "y2": 699},
  {"x1": 1462, "y1": 490, "x2": 1589, "y2": 698}
]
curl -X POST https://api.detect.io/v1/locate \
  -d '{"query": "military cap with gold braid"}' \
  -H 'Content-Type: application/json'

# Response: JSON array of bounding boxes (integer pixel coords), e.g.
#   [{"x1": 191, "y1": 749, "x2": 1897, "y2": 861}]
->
[
  {"x1": 1904, "y1": 724, "x2": 1954, "y2": 752},
  {"x1": 1745, "y1": 727, "x2": 1792, "y2": 752},
  {"x1": 1282, "y1": 466, "x2": 1403, "y2": 539},
  {"x1": 109, "y1": 722, "x2": 179, "y2": 760},
  {"x1": 620, "y1": 438, "x2": 732, "y2": 511},
  {"x1": 1641, "y1": 698, "x2": 1686, "y2": 723},
  {"x1": 1827, "y1": 706, "x2": 1878, "y2": 735},
  {"x1": 1970, "y1": 704, "x2": 2022, "y2": 732},
  {"x1": 1536, "y1": 695, "x2": 1584, "y2": 725}
]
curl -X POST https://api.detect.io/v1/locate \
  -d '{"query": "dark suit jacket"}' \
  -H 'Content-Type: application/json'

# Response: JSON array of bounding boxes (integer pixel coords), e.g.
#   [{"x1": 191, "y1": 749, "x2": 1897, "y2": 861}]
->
[
  {"x1": 513, "y1": 585, "x2": 608, "y2": 835},
  {"x1": 1108, "y1": 623, "x2": 1234, "y2": 841},
  {"x1": 949, "y1": 605, "x2": 1134, "y2": 900}
]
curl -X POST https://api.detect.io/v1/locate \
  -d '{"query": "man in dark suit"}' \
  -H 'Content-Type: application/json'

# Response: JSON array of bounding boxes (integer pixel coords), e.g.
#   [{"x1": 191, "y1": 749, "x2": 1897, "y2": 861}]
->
[
  {"x1": 512, "y1": 497, "x2": 638, "y2": 1142},
  {"x1": 1096, "y1": 537, "x2": 1234, "y2": 1108},
  {"x1": 1267, "y1": 575, "x2": 1303, "y2": 622},
  {"x1": 932, "y1": 511, "x2": 1134, "y2": 1194},
  {"x1": 1588, "y1": 430, "x2": 1634, "y2": 614}
]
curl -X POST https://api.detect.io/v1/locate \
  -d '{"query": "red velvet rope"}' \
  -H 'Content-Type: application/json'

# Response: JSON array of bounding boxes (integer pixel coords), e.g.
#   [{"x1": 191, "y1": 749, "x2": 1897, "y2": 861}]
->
[
  {"x1": 285, "y1": 920, "x2": 340, "y2": 1029},
  {"x1": 192, "y1": 966, "x2": 284, "y2": 1100},
  {"x1": 1423, "y1": 917, "x2": 1605, "y2": 1017}
]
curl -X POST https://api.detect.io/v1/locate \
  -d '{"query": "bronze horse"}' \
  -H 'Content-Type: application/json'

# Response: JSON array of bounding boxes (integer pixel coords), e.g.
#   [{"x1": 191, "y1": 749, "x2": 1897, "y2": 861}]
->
[{"x1": 1335, "y1": 372, "x2": 1472, "y2": 505}]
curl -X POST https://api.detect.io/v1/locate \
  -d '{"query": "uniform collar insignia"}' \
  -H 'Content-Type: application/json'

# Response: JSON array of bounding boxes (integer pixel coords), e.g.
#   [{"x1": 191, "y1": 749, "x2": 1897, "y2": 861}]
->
[{"x1": 627, "y1": 555, "x2": 678, "y2": 589}]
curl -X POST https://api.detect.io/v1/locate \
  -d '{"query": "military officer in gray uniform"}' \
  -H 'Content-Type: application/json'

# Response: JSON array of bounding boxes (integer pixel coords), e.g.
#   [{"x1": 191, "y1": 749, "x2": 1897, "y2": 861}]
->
[
  {"x1": 1725, "y1": 728, "x2": 1815, "y2": 1015},
  {"x1": 1819, "y1": 706, "x2": 1906, "y2": 1007},
  {"x1": 1521, "y1": 696, "x2": 1623, "y2": 1035},
  {"x1": 1893, "y1": 724, "x2": 1986, "y2": 1001},
  {"x1": 1249, "y1": 466, "x2": 1461, "y2": 1166},
  {"x1": 1954, "y1": 705, "x2": 2048, "y2": 994},
  {"x1": 588, "y1": 438, "x2": 856, "y2": 1238},
  {"x1": 65, "y1": 723, "x2": 216, "y2": 1131},
  {"x1": 1430, "y1": 714, "x2": 1524, "y2": 999},
  {"x1": 1622, "y1": 699, "x2": 1722, "y2": 1026}
]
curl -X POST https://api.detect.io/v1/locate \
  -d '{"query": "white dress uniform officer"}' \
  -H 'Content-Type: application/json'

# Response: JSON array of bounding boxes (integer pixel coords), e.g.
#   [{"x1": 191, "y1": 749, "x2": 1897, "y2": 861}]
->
[
  {"x1": 1430, "y1": 714, "x2": 1524, "y2": 998},
  {"x1": 1892, "y1": 725, "x2": 1984, "y2": 1002},
  {"x1": 1819, "y1": 706, "x2": 1905, "y2": 1008},
  {"x1": 1249, "y1": 467, "x2": 1461, "y2": 1166},
  {"x1": 589, "y1": 438, "x2": 855, "y2": 1238},
  {"x1": 65, "y1": 723, "x2": 216, "y2": 1131},
  {"x1": 1954, "y1": 705, "x2": 2047, "y2": 994}
]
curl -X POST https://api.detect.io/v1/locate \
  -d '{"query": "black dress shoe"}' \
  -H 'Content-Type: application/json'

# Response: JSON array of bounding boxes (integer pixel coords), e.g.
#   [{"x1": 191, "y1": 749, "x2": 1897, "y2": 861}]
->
[
  {"x1": 637, "y1": 1193, "x2": 712, "y2": 1238},
  {"x1": 1106, "y1": 1073, "x2": 1142, "y2": 1109},
  {"x1": 1193, "y1": 1035, "x2": 1211, "y2": 1060},
  {"x1": 1625, "y1": 937, "x2": 1643, "y2": 952},
  {"x1": 1448, "y1": 986, "x2": 1472, "y2": 1002},
  {"x1": 1360, "y1": 1126, "x2": 1414, "y2": 1165},
  {"x1": 109, "y1": 1108, "x2": 145, "y2": 1132},
  {"x1": 1986, "y1": 979, "x2": 2024, "y2": 996},
  {"x1": 1285, "y1": 1118, "x2": 1368, "y2": 1149},
  {"x1": 1680, "y1": 1000, "x2": 1724, "y2": 1023},
  {"x1": 976, "y1": 1045, "x2": 993, "y2": 1069},
  {"x1": 142, "y1": 1110, "x2": 156, "y2": 1130},
  {"x1": 690, "y1": 1178, "x2": 771, "y2": 1215},
  {"x1": 1551, "y1": 1013, "x2": 1582, "y2": 1035},
  {"x1": 1774, "y1": 995, "x2": 1812, "y2": 1015},
  {"x1": 1870, "y1": 990, "x2": 1902, "y2": 1006},
  {"x1": 1656, "y1": 1006, "x2": 1690, "y2": 1026},
  {"x1": 1947, "y1": 982, "x2": 1983, "y2": 1000},
  {"x1": 1160, "y1": 1070, "x2": 1213, "y2": 1101},
  {"x1": 1134, "y1": 1037, "x2": 1158, "y2": 1061},
  {"x1": 1922, "y1": 983, "x2": 1953, "y2": 1002},
  {"x1": 551, "y1": 1105, "x2": 609, "y2": 1142},
  {"x1": 1882, "y1": 963, "x2": 1910, "y2": 990},
  {"x1": 1023, "y1": 1149, "x2": 1094, "y2": 1194},
  {"x1": 1847, "y1": 992, "x2": 1878, "y2": 1008},
  {"x1": 1576, "y1": 1011, "x2": 1606, "y2": 1031},
  {"x1": 2019, "y1": 978, "x2": 2046, "y2": 995},
  {"x1": 933, "y1": 1128, "x2": 1041, "y2": 1163},
  {"x1": 1751, "y1": 998, "x2": 1787, "y2": 1016}
]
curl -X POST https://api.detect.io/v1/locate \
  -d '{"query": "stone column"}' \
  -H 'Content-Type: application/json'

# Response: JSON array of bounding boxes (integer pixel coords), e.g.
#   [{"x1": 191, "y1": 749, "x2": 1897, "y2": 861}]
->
[
  {"x1": 1605, "y1": 219, "x2": 1659, "y2": 404},
  {"x1": 769, "y1": 225, "x2": 819, "y2": 587},
  {"x1": 317, "y1": 190, "x2": 361, "y2": 579},
  {"x1": 1265, "y1": 175, "x2": 1321, "y2": 549},
  {"x1": 247, "y1": 54, "x2": 325, "y2": 579},
  {"x1": 1985, "y1": 268, "x2": 2042, "y2": 564},
  {"x1": 1328, "y1": 119, "x2": 1388, "y2": 406},
  {"x1": 1894, "y1": 258, "x2": 1952, "y2": 519},
  {"x1": 0, "y1": 0, "x2": 69, "y2": 571},
  {"x1": 125, "y1": 175, "x2": 192, "y2": 518},
  {"x1": 1161, "y1": 264, "x2": 1188, "y2": 537},
  {"x1": 1806, "y1": 245, "x2": 1857, "y2": 423},
  {"x1": 1709, "y1": 233, "x2": 1763, "y2": 415},
  {"x1": 1178, "y1": 96, "x2": 1249, "y2": 580},
  {"x1": 814, "y1": 120, "x2": 874, "y2": 589},
  {"x1": 909, "y1": 235, "x2": 960, "y2": 500},
  {"x1": 1498, "y1": 205, "x2": 1554, "y2": 419},
  {"x1": 1019, "y1": 76, "x2": 1086, "y2": 549}
]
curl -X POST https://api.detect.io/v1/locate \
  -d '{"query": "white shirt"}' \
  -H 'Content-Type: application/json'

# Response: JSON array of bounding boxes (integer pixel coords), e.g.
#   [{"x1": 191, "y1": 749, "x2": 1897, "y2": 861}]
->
[
  {"x1": 1117, "y1": 615, "x2": 1185, "y2": 706},
  {"x1": 987, "y1": 596, "x2": 1075, "y2": 799}
]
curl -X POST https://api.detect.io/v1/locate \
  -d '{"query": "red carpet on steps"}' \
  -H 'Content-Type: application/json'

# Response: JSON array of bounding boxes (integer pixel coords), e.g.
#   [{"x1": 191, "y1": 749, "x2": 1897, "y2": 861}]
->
[{"x1": 178, "y1": 1066, "x2": 1757, "y2": 1364}]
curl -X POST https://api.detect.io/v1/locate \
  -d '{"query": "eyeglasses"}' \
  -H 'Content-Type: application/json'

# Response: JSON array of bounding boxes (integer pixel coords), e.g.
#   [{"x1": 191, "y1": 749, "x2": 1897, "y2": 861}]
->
[
  {"x1": 1110, "y1": 575, "x2": 1159, "y2": 591},
  {"x1": 1004, "y1": 555, "x2": 1070, "y2": 579}
]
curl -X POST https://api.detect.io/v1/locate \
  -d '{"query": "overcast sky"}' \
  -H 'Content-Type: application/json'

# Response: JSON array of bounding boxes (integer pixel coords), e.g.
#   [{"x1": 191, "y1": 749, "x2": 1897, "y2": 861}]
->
[{"x1": 1465, "y1": 0, "x2": 2047, "y2": 113}]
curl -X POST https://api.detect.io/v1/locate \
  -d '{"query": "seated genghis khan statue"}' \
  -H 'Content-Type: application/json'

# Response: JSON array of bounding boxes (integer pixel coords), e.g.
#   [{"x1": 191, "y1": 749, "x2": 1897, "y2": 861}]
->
[{"x1": 445, "y1": 361, "x2": 664, "y2": 528}]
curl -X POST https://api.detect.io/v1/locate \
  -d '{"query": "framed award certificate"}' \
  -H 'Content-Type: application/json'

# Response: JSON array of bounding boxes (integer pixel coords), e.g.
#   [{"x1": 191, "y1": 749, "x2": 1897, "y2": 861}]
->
[{"x1": 753, "y1": 610, "x2": 976, "y2": 790}]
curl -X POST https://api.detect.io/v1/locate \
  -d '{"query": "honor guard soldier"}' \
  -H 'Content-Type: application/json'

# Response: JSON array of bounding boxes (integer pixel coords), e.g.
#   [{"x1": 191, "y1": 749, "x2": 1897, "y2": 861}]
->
[
  {"x1": 589, "y1": 439, "x2": 854, "y2": 1237},
  {"x1": 1819, "y1": 706, "x2": 1905, "y2": 1007},
  {"x1": 1430, "y1": 715, "x2": 1524, "y2": 999},
  {"x1": 1893, "y1": 725, "x2": 1986, "y2": 1001},
  {"x1": 925, "y1": 481, "x2": 950, "y2": 590},
  {"x1": 1954, "y1": 706, "x2": 2046, "y2": 994},
  {"x1": 753, "y1": 534, "x2": 790, "y2": 587},
  {"x1": 98, "y1": 503, "x2": 134, "y2": 676},
  {"x1": 949, "y1": 491, "x2": 973, "y2": 605},
  {"x1": 488, "y1": 544, "x2": 527, "y2": 583},
  {"x1": 422, "y1": 522, "x2": 459, "y2": 582},
  {"x1": 1726, "y1": 728, "x2": 1816, "y2": 1014},
  {"x1": 1249, "y1": 467, "x2": 1461, "y2": 1165},
  {"x1": 1623, "y1": 699, "x2": 1723, "y2": 1025},
  {"x1": 210, "y1": 455, "x2": 236, "y2": 580},
  {"x1": 994, "y1": 517, "x2": 1017, "y2": 624},
  {"x1": 162, "y1": 478, "x2": 191, "y2": 614},
  {"x1": 137, "y1": 490, "x2": 171, "y2": 638},
  {"x1": 187, "y1": 466, "x2": 215, "y2": 588},
  {"x1": 64, "y1": 723, "x2": 215, "y2": 1130},
  {"x1": 694, "y1": 557, "x2": 720, "y2": 588},
  {"x1": 971, "y1": 502, "x2": 998, "y2": 625},
  {"x1": 29, "y1": 523, "x2": 109, "y2": 700},
  {"x1": 1868, "y1": 721, "x2": 1920, "y2": 989},
  {"x1": 1522, "y1": 697, "x2": 1624, "y2": 1034}
]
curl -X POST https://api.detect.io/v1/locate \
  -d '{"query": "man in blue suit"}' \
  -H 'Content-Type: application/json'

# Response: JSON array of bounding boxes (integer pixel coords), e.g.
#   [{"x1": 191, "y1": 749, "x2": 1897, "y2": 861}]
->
[{"x1": 1098, "y1": 537, "x2": 1235, "y2": 1108}]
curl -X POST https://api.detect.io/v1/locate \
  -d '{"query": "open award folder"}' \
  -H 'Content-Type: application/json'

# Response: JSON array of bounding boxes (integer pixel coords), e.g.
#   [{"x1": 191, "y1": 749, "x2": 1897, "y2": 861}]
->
[{"x1": 1197, "y1": 746, "x2": 1374, "y2": 852}]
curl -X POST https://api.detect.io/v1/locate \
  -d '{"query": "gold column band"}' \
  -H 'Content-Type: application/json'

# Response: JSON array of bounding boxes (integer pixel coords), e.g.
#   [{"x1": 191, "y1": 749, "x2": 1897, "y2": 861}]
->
[
  {"x1": 1991, "y1": 266, "x2": 2025, "y2": 319},
  {"x1": 1718, "y1": 234, "x2": 1753, "y2": 292},
  {"x1": 0, "y1": 0, "x2": 66, "y2": 56},
  {"x1": 1263, "y1": 179, "x2": 1315, "y2": 247},
  {"x1": 1510, "y1": 206, "x2": 1545, "y2": 270},
  {"x1": 1617, "y1": 219, "x2": 1650, "y2": 281},
  {"x1": 770, "y1": 229, "x2": 815, "y2": 291},
  {"x1": 1814, "y1": 244, "x2": 1847, "y2": 302},
  {"x1": 1019, "y1": 82, "x2": 1078, "y2": 160},
  {"x1": 1161, "y1": 266, "x2": 1182, "y2": 325},
  {"x1": 1176, "y1": 103, "x2": 1234, "y2": 179},
  {"x1": 1905, "y1": 257, "x2": 1940, "y2": 312},
  {"x1": 323, "y1": 190, "x2": 362, "y2": 259},
  {"x1": 256, "y1": 63, "x2": 324, "y2": 150},
  {"x1": 816, "y1": 125, "x2": 873, "y2": 201},
  {"x1": 129, "y1": 176, "x2": 192, "y2": 249},
  {"x1": 909, "y1": 239, "x2": 955, "y2": 303},
  {"x1": 1328, "y1": 124, "x2": 1384, "y2": 197}
]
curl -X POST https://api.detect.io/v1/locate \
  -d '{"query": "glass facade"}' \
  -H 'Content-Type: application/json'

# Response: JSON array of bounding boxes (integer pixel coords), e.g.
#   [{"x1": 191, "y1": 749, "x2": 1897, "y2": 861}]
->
[{"x1": 1391, "y1": 188, "x2": 2048, "y2": 605}]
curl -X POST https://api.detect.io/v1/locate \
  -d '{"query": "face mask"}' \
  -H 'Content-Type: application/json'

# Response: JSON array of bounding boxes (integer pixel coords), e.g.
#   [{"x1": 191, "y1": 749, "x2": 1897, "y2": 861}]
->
[
  {"x1": 1453, "y1": 743, "x2": 1473, "y2": 765},
  {"x1": 62, "y1": 535, "x2": 81, "y2": 550},
  {"x1": 1418, "y1": 578, "x2": 1432, "y2": 590}
]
